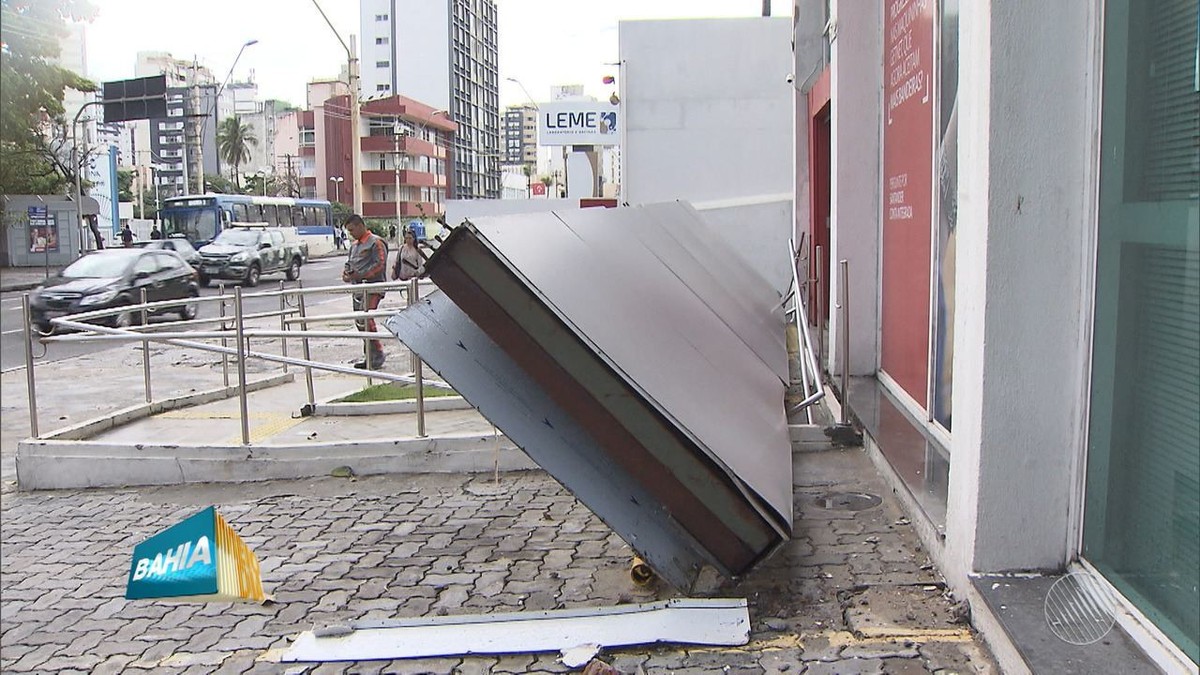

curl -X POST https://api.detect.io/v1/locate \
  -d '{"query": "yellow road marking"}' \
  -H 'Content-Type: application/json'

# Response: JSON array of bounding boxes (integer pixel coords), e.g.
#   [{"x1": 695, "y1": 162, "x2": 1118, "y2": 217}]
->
[{"x1": 227, "y1": 413, "x2": 307, "y2": 444}]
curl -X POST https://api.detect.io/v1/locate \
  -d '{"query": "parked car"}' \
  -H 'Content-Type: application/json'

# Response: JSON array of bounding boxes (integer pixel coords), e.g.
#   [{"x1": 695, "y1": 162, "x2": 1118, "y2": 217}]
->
[
  {"x1": 133, "y1": 235, "x2": 201, "y2": 269},
  {"x1": 196, "y1": 226, "x2": 305, "y2": 287},
  {"x1": 29, "y1": 248, "x2": 200, "y2": 333}
]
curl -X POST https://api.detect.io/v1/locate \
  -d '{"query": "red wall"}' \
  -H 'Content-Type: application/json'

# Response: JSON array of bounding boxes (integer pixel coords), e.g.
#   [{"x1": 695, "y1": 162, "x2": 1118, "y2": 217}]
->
[{"x1": 880, "y1": 0, "x2": 935, "y2": 407}]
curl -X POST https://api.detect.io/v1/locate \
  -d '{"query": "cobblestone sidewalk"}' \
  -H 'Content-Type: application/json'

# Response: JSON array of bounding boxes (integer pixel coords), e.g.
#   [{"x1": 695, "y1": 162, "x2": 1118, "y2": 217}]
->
[{"x1": 0, "y1": 445, "x2": 996, "y2": 674}]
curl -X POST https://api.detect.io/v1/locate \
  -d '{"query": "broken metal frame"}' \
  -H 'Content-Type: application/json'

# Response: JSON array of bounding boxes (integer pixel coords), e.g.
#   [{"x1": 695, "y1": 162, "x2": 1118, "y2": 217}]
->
[{"x1": 784, "y1": 237, "x2": 827, "y2": 424}]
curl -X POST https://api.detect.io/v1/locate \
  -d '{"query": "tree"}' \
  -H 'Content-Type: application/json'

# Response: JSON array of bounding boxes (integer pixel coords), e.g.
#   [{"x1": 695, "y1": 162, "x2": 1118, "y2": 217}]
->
[
  {"x1": 215, "y1": 116, "x2": 257, "y2": 189},
  {"x1": 203, "y1": 173, "x2": 237, "y2": 195},
  {"x1": 0, "y1": 0, "x2": 98, "y2": 195}
]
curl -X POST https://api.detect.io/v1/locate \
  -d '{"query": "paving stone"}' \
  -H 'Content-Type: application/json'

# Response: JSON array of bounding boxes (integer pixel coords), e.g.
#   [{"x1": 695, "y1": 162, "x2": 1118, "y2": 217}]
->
[
  {"x1": 804, "y1": 657, "x2": 887, "y2": 674},
  {"x1": 91, "y1": 654, "x2": 139, "y2": 675}
]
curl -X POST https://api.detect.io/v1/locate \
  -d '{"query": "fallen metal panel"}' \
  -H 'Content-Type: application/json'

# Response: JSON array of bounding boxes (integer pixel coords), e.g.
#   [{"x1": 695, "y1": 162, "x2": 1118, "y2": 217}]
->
[
  {"x1": 282, "y1": 598, "x2": 750, "y2": 663},
  {"x1": 419, "y1": 233, "x2": 781, "y2": 576},
  {"x1": 632, "y1": 201, "x2": 790, "y2": 380},
  {"x1": 450, "y1": 205, "x2": 793, "y2": 527},
  {"x1": 384, "y1": 292, "x2": 720, "y2": 590}
]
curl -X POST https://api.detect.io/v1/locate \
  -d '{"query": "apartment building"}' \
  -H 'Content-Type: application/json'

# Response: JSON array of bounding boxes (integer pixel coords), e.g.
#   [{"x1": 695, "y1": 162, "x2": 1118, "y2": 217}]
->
[
  {"x1": 360, "y1": 0, "x2": 500, "y2": 199},
  {"x1": 503, "y1": 104, "x2": 537, "y2": 168}
]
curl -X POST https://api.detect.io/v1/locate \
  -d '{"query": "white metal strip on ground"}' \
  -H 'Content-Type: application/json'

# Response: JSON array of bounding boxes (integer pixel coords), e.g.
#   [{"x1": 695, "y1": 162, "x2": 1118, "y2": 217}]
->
[{"x1": 281, "y1": 598, "x2": 750, "y2": 663}]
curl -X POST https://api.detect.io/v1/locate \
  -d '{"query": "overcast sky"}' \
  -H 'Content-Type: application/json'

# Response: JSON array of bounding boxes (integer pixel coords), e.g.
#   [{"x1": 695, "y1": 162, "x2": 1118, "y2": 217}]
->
[{"x1": 83, "y1": 0, "x2": 792, "y2": 109}]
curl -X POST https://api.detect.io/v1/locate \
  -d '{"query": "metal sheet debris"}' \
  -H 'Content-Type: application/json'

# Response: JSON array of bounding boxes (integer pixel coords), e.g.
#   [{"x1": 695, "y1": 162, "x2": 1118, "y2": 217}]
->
[
  {"x1": 385, "y1": 292, "x2": 717, "y2": 591},
  {"x1": 388, "y1": 201, "x2": 793, "y2": 585},
  {"x1": 281, "y1": 598, "x2": 750, "y2": 663}
]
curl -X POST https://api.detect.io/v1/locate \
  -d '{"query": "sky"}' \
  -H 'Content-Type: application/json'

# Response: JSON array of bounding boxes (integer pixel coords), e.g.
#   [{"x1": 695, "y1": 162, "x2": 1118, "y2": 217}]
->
[{"x1": 83, "y1": 0, "x2": 793, "y2": 109}]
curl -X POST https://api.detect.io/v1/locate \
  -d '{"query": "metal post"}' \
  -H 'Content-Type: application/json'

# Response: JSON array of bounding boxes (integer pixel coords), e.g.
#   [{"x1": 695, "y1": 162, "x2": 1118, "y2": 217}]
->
[
  {"x1": 839, "y1": 259, "x2": 850, "y2": 425},
  {"x1": 407, "y1": 279, "x2": 418, "y2": 374},
  {"x1": 219, "y1": 284, "x2": 230, "y2": 387},
  {"x1": 297, "y1": 283, "x2": 316, "y2": 408},
  {"x1": 22, "y1": 295, "x2": 39, "y2": 438},
  {"x1": 815, "y1": 245, "x2": 824, "y2": 368},
  {"x1": 140, "y1": 287, "x2": 151, "y2": 403},
  {"x1": 278, "y1": 280, "x2": 288, "y2": 373},
  {"x1": 361, "y1": 288, "x2": 373, "y2": 387},
  {"x1": 410, "y1": 278, "x2": 426, "y2": 437},
  {"x1": 234, "y1": 286, "x2": 251, "y2": 445}
]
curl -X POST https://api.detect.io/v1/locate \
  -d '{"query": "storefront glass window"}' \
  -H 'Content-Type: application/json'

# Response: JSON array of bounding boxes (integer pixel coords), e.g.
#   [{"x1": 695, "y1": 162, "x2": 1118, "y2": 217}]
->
[{"x1": 1084, "y1": 0, "x2": 1200, "y2": 663}]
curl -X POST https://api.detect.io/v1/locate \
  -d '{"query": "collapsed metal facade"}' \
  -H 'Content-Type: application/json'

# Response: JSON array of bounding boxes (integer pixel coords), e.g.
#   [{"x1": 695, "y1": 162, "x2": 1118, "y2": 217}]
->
[{"x1": 385, "y1": 202, "x2": 793, "y2": 591}]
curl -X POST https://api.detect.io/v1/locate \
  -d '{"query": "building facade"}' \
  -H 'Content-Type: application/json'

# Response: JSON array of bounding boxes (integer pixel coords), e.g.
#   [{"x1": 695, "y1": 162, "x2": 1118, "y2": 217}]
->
[
  {"x1": 502, "y1": 104, "x2": 537, "y2": 167},
  {"x1": 788, "y1": 1, "x2": 1198, "y2": 671},
  {"x1": 321, "y1": 94, "x2": 456, "y2": 219},
  {"x1": 360, "y1": 0, "x2": 500, "y2": 200}
]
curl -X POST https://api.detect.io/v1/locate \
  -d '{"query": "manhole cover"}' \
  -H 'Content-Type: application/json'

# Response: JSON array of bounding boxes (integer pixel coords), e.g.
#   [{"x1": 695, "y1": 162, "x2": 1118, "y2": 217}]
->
[{"x1": 814, "y1": 491, "x2": 882, "y2": 511}]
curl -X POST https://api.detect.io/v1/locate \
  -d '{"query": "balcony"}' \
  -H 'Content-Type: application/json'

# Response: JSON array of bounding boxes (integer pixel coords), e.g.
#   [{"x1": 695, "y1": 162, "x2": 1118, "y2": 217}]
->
[
  {"x1": 361, "y1": 200, "x2": 443, "y2": 218},
  {"x1": 361, "y1": 169, "x2": 442, "y2": 188},
  {"x1": 360, "y1": 135, "x2": 442, "y2": 157}
]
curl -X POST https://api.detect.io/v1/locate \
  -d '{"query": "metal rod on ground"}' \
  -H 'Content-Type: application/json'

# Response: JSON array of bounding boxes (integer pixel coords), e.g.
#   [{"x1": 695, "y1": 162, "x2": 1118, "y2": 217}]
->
[
  {"x1": 297, "y1": 282, "x2": 315, "y2": 408},
  {"x1": 140, "y1": 287, "x2": 151, "y2": 403},
  {"x1": 278, "y1": 280, "x2": 288, "y2": 373},
  {"x1": 410, "y1": 278, "x2": 426, "y2": 437},
  {"x1": 22, "y1": 294, "x2": 39, "y2": 438},
  {"x1": 219, "y1": 284, "x2": 230, "y2": 387},
  {"x1": 234, "y1": 286, "x2": 250, "y2": 445},
  {"x1": 839, "y1": 259, "x2": 850, "y2": 425}
]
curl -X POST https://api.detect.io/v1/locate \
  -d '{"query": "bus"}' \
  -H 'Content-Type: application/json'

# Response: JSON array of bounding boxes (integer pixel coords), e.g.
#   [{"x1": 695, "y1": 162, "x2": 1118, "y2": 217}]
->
[{"x1": 160, "y1": 194, "x2": 337, "y2": 256}]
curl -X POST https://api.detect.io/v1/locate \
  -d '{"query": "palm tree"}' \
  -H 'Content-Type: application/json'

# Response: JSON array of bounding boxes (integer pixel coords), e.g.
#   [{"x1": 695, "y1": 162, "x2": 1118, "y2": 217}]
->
[{"x1": 216, "y1": 117, "x2": 258, "y2": 190}]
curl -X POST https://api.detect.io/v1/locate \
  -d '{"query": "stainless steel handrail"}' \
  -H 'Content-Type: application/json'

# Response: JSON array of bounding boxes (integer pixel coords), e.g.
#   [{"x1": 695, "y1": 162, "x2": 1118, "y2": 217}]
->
[{"x1": 21, "y1": 278, "x2": 451, "y2": 442}]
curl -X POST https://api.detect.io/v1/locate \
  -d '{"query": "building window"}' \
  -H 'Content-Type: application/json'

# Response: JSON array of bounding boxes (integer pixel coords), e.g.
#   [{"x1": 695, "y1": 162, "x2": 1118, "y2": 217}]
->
[
  {"x1": 1083, "y1": 0, "x2": 1200, "y2": 663},
  {"x1": 376, "y1": 61, "x2": 390, "y2": 68},
  {"x1": 376, "y1": 84, "x2": 390, "y2": 92},
  {"x1": 375, "y1": 36, "x2": 389, "y2": 45},
  {"x1": 375, "y1": 13, "x2": 388, "y2": 21}
]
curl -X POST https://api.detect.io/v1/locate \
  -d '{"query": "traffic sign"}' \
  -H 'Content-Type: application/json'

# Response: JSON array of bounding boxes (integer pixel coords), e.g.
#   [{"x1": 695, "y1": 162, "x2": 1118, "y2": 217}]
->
[{"x1": 102, "y1": 75, "x2": 168, "y2": 123}]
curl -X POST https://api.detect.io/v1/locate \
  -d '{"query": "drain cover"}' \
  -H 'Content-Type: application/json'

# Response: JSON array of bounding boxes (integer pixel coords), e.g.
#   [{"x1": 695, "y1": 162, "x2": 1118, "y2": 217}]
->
[{"x1": 814, "y1": 492, "x2": 882, "y2": 511}]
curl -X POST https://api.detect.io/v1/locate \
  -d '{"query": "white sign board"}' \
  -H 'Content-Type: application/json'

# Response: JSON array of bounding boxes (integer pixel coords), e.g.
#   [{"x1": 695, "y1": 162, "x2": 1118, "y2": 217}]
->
[{"x1": 538, "y1": 101, "x2": 620, "y2": 147}]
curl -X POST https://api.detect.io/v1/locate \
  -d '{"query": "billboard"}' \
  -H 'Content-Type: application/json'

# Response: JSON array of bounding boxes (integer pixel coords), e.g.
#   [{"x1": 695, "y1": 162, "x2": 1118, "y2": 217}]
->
[
  {"x1": 102, "y1": 75, "x2": 168, "y2": 123},
  {"x1": 538, "y1": 101, "x2": 620, "y2": 147}
]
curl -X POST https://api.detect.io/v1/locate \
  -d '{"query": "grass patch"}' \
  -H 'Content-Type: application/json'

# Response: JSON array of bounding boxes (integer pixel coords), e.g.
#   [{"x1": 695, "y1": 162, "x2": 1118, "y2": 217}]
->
[{"x1": 337, "y1": 382, "x2": 458, "y2": 403}]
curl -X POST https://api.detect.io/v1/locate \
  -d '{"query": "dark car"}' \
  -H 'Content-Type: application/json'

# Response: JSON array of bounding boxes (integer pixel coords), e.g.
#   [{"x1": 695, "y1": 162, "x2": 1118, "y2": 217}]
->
[
  {"x1": 29, "y1": 248, "x2": 200, "y2": 333},
  {"x1": 133, "y1": 236, "x2": 201, "y2": 269}
]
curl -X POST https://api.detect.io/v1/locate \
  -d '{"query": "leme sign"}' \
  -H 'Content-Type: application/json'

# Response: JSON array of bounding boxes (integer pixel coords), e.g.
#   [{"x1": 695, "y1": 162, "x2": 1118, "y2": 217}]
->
[{"x1": 538, "y1": 101, "x2": 620, "y2": 147}]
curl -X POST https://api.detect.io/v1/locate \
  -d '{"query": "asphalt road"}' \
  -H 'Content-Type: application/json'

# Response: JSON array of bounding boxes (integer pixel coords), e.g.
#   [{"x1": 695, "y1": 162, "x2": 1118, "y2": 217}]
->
[{"x1": 0, "y1": 256, "x2": 351, "y2": 372}]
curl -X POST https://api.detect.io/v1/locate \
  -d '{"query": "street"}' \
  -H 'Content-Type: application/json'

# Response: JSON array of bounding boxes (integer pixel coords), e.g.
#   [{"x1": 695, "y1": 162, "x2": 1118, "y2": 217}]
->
[{"x1": 0, "y1": 256, "x2": 349, "y2": 372}]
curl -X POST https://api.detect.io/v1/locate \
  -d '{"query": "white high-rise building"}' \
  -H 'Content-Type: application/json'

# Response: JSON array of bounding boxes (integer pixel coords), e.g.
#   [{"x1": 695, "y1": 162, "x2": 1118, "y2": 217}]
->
[{"x1": 360, "y1": 0, "x2": 500, "y2": 199}]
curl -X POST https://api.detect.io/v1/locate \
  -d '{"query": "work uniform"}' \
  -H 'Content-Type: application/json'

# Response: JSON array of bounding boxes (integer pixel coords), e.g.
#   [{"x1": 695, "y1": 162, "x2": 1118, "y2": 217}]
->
[{"x1": 344, "y1": 231, "x2": 389, "y2": 366}]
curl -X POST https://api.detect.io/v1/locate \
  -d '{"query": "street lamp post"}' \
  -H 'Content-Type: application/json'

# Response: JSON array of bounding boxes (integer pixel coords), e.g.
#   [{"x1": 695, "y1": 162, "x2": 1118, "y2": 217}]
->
[
  {"x1": 310, "y1": 0, "x2": 362, "y2": 214},
  {"x1": 189, "y1": 39, "x2": 258, "y2": 195},
  {"x1": 328, "y1": 176, "x2": 344, "y2": 203}
]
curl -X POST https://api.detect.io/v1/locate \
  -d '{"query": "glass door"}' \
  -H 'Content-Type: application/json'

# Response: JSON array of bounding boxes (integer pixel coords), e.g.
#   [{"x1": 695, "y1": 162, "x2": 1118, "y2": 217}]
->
[{"x1": 1083, "y1": 0, "x2": 1199, "y2": 664}]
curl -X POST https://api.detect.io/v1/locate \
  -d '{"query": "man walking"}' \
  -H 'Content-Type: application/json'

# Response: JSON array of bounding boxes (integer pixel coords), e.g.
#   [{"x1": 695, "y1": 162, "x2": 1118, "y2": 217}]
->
[{"x1": 341, "y1": 214, "x2": 388, "y2": 369}]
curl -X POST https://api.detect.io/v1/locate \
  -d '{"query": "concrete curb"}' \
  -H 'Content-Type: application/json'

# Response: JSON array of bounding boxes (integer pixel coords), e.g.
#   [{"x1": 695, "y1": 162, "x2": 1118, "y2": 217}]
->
[
  {"x1": 16, "y1": 433, "x2": 536, "y2": 490},
  {"x1": 312, "y1": 395, "x2": 475, "y2": 416}
]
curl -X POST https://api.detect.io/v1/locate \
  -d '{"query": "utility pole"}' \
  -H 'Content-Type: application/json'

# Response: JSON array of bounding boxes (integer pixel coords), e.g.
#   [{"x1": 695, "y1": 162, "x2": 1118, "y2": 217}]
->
[
  {"x1": 185, "y1": 60, "x2": 202, "y2": 195},
  {"x1": 285, "y1": 154, "x2": 297, "y2": 197},
  {"x1": 394, "y1": 124, "x2": 403, "y2": 243},
  {"x1": 349, "y1": 34, "x2": 363, "y2": 215}
]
